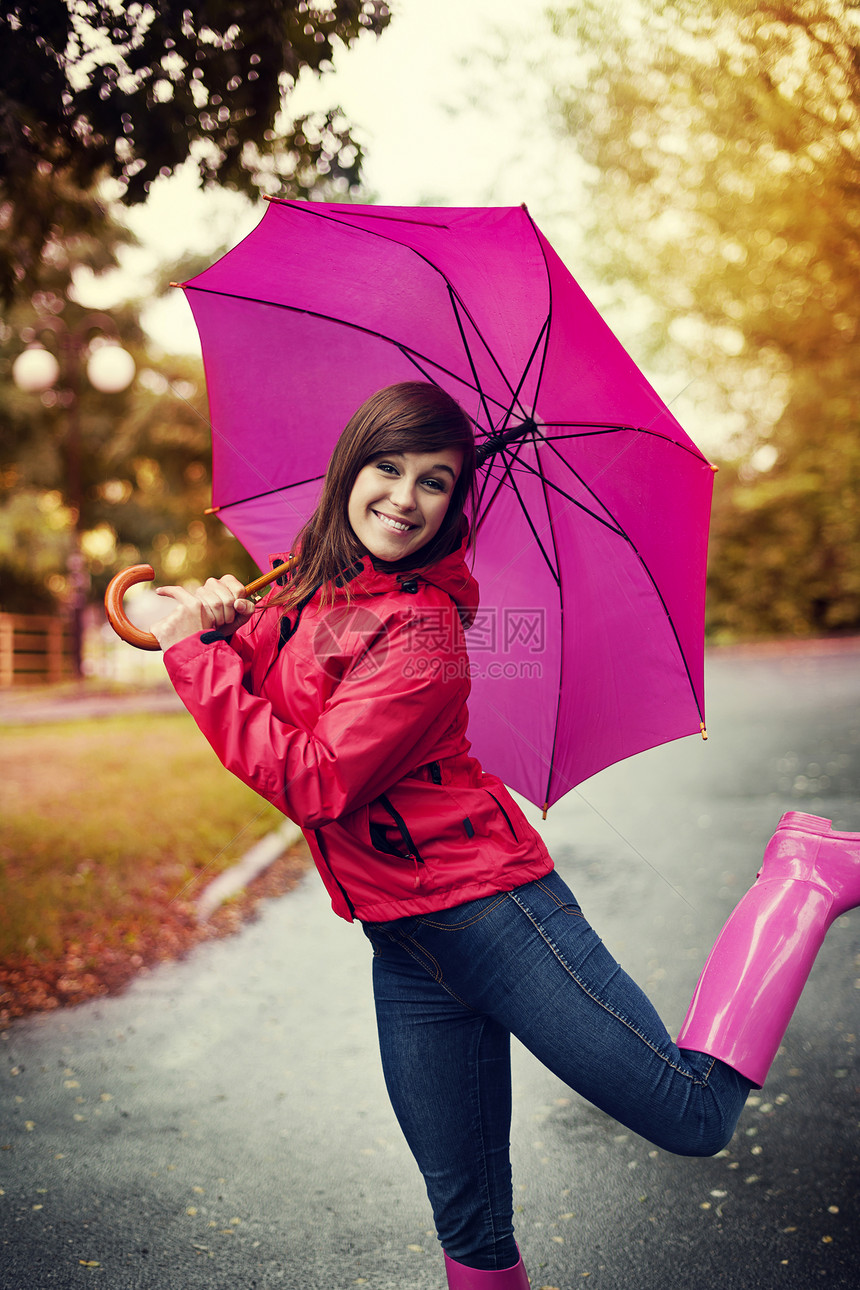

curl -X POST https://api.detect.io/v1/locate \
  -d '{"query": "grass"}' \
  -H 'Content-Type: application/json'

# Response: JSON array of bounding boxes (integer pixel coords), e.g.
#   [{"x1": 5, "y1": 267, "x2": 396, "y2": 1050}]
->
[{"x1": 0, "y1": 710, "x2": 310, "y2": 1022}]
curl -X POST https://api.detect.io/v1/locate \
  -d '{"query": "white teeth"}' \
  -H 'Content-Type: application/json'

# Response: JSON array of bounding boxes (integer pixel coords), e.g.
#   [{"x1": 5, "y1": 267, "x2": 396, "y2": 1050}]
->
[{"x1": 375, "y1": 512, "x2": 412, "y2": 533}]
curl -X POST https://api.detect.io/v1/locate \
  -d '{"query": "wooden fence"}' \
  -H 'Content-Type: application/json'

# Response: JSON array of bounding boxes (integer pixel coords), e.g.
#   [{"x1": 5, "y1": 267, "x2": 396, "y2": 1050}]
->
[{"x1": 0, "y1": 613, "x2": 74, "y2": 686}]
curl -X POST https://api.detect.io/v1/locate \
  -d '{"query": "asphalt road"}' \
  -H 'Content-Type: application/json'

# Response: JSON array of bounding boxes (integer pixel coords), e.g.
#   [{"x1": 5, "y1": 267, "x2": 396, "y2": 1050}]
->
[{"x1": 2, "y1": 641, "x2": 859, "y2": 1290}]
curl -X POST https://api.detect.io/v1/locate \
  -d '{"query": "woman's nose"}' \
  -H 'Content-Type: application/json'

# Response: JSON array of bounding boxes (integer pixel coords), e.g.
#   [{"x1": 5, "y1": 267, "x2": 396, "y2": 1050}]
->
[{"x1": 390, "y1": 476, "x2": 417, "y2": 510}]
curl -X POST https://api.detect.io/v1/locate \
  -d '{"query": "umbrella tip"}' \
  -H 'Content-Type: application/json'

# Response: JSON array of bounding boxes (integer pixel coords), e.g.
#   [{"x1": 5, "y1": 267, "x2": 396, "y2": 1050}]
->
[
  {"x1": 710, "y1": 462, "x2": 719, "y2": 473},
  {"x1": 204, "y1": 506, "x2": 221, "y2": 515},
  {"x1": 542, "y1": 801, "x2": 549, "y2": 820},
  {"x1": 700, "y1": 722, "x2": 708, "y2": 741}
]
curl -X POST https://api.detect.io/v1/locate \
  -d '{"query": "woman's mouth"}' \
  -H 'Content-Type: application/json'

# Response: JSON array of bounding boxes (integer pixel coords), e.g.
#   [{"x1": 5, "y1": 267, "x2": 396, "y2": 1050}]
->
[{"x1": 373, "y1": 510, "x2": 416, "y2": 534}]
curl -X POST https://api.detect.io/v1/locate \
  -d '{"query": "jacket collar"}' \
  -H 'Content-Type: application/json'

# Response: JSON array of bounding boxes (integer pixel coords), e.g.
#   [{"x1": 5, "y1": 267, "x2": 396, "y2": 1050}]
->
[{"x1": 268, "y1": 537, "x2": 479, "y2": 629}]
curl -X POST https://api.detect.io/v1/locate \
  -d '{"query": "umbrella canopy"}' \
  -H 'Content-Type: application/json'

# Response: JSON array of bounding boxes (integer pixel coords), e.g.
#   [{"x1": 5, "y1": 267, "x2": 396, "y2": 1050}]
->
[{"x1": 181, "y1": 200, "x2": 714, "y2": 811}]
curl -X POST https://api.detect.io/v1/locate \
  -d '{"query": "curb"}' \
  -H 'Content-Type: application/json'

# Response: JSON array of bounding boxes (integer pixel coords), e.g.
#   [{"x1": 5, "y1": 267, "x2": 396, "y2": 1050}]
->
[{"x1": 196, "y1": 819, "x2": 304, "y2": 922}]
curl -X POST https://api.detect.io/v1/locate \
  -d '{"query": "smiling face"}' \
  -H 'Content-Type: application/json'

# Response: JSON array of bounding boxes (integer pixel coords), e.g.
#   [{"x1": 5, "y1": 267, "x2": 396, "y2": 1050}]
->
[{"x1": 347, "y1": 447, "x2": 464, "y2": 564}]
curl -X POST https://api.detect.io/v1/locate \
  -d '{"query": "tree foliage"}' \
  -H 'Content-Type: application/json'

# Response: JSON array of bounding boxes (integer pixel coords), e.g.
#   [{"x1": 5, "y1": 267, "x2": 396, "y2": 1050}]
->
[
  {"x1": 550, "y1": 0, "x2": 860, "y2": 637},
  {"x1": 0, "y1": 0, "x2": 390, "y2": 301},
  {"x1": 0, "y1": 239, "x2": 258, "y2": 615}
]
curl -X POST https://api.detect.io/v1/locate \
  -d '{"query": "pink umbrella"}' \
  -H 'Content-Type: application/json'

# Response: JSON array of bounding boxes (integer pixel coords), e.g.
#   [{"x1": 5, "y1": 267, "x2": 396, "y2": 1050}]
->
[{"x1": 179, "y1": 200, "x2": 714, "y2": 812}]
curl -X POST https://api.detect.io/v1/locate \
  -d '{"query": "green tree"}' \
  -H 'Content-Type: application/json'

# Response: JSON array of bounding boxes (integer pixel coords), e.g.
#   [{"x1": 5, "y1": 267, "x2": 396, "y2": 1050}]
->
[
  {"x1": 0, "y1": 0, "x2": 391, "y2": 301},
  {"x1": 549, "y1": 0, "x2": 860, "y2": 637},
  {"x1": 1, "y1": 241, "x2": 257, "y2": 616}
]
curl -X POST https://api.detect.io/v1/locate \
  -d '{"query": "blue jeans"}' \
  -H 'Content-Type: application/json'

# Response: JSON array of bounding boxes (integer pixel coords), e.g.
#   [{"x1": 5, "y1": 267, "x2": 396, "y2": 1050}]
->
[{"x1": 362, "y1": 869, "x2": 751, "y2": 1271}]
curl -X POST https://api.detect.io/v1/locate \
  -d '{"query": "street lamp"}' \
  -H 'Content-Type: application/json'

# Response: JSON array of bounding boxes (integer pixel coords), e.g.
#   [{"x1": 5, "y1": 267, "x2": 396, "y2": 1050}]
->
[{"x1": 11, "y1": 314, "x2": 136, "y2": 678}]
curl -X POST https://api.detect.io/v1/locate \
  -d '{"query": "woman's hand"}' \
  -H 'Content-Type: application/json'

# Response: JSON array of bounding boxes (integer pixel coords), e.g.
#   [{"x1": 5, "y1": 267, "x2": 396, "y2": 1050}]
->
[{"x1": 152, "y1": 575, "x2": 254, "y2": 652}]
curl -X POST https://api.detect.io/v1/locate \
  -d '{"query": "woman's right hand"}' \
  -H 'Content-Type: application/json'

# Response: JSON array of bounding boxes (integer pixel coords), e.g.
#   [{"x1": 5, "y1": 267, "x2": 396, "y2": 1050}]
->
[{"x1": 152, "y1": 576, "x2": 254, "y2": 652}]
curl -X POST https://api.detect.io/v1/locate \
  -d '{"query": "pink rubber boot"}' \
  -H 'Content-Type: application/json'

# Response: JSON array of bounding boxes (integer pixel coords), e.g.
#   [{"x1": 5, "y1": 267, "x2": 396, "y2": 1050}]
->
[
  {"x1": 443, "y1": 1249, "x2": 530, "y2": 1289},
  {"x1": 677, "y1": 812, "x2": 860, "y2": 1087}
]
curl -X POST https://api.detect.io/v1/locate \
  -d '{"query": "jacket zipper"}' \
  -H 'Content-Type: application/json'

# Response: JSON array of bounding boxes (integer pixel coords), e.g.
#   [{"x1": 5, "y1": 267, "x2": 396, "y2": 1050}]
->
[
  {"x1": 487, "y1": 791, "x2": 518, "y2": 841},
  {"x1": 376, "y1": 793, "x2": 424, "y2": 887}
]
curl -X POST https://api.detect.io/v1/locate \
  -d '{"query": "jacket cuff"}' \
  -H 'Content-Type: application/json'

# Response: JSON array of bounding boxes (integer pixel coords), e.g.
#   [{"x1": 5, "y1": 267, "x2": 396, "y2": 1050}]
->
[{"x1": 162, "y1": 630, "x2": 220, "y2": 674}]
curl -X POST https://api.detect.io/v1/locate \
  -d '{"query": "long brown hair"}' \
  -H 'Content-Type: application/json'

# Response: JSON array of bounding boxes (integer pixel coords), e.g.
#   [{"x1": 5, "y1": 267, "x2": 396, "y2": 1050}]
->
[{"x1": 274, "y1": 382, "x2": 477, "y2": 612}]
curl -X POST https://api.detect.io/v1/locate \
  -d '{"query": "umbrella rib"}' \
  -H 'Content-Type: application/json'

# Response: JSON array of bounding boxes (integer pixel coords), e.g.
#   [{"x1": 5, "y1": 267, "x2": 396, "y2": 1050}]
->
[
  {"x1": 542, "y1": 435, "x2": 706, "y2": 726},
  {"x1": 472, "y1": 428, "x2": 531, "y2": 518},
  {"x1": 479, "y1": 440, "x2": 562, "y2": 586},
  {"x1": 183, "y1": 283, "x2": 509, "y2": 432},
  {"x1": 620, "y1": 532, "x2": 706, "y2": 727},
  {"x1": 481, "y1": 449, "x2": 625, "y2": 538},
  {"x1": 275, "y1": 200, "x2": 550, "y2": 426},
  {"x1": 208, "y1": 474, "x2": 327, "y2": 514},
  {"x1": 273, "y1": 200, "x2": 450, "y2": 230},
  {"x1": 493, "y1": 313, "x2": 551, "y2": 440},
  {"x1": 484, "y1": 437, "x2": 706, "y2": 771},
  {"x1": 399, "y1": 354, "x2": 542, "y2": 466},
  {"x1": 520, "y1": 206, "x2": 554, "y2": 413},
  {"x1": 540, "y1": 421, "x2": 713, "y2": 465},
  {"x1": 447, "y1": 286, "x2": 502, "y2": 431},
  {"x1": 531, "y1": 436, "x2": 566, "y2": 811},
  {"x1": 389, "y1": 350, "x2": 505, "y2": 455},
  {"x1": 446, "y1": 286, "x2": 546, "y2": 431}
]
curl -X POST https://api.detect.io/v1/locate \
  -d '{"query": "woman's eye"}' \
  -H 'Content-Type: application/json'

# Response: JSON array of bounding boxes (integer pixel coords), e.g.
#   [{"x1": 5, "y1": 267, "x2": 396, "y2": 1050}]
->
[
  {"x1": 376, "y1": 462, "x2": 397, "y2": 475},
  {"x1": 422, "y1": 478, "x2": 445, "y2": 491}
]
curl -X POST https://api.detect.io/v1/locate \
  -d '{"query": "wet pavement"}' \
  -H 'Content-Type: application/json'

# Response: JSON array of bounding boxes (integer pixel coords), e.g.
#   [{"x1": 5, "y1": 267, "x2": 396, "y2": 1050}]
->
[{"x1": 2, "y1": 640, "x2": 859, "y2": 1289}]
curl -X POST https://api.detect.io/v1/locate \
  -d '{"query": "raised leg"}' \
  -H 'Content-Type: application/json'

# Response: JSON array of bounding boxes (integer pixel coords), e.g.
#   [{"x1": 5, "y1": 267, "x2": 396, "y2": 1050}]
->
[{"x1": 677, "y1": 812, "x2": 860, "y2": 1085}]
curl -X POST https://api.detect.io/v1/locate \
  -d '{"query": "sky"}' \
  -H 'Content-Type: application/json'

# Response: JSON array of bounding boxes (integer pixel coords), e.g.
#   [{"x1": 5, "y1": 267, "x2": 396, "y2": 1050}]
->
[{"x1": 76, "y1": 0, "x2": 581, "y2": 355}]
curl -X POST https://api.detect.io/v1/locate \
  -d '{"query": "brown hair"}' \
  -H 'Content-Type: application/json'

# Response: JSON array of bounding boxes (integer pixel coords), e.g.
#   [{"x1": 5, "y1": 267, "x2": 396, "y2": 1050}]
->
[{"x1": 273, "y1": 382, "x2": 476, "y2": 612}]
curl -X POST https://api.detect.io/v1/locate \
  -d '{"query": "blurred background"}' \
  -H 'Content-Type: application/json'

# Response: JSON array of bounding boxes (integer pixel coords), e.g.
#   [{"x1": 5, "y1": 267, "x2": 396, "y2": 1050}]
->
[
  {"x1": 2, "y1": 0, "x2": 859, "y2": 1016},
  {"x1": 3, "y1": 0, "x2": 858, "y2": 686}
]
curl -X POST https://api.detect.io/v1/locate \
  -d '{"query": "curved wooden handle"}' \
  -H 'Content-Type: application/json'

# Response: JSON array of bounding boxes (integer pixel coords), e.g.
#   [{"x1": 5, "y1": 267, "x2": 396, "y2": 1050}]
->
[
  {"x1": 105, "y1": 559, "x2": 296, "y2": 651},
  {"x1": 105, "y1": 564, "x2": 161, "y2": 649}
]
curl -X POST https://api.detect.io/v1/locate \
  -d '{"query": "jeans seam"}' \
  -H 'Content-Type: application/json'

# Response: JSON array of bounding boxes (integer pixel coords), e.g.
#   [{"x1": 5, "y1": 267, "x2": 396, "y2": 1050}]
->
[
  {"x1": 509, "y1": 890, "x2": 709, "y2": 1087},
  {"x1": 416, "y1": 895, "x2": 509, "y2": 930},
  {"x1": 533, "y1": 877, "x2": 584, "y2": 914},
  {"x1": 383, "y1": 927, "x2": 476, "y2": 1012},
  {"x1": 471, "y1": 1015, "x2": 501, "y2": 1262}
]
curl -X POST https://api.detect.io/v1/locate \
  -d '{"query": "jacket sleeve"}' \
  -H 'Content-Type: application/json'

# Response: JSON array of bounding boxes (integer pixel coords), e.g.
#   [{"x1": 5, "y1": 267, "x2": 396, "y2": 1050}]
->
[{"x1": 163, "y1": 608, "x2": 469, "y2": 828}]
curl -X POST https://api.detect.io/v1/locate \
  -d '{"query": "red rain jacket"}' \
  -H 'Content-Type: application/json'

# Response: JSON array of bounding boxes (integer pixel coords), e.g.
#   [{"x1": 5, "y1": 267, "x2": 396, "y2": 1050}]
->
[{"x1": 163, "y1": 546, "x2": 553, "y2": 922}]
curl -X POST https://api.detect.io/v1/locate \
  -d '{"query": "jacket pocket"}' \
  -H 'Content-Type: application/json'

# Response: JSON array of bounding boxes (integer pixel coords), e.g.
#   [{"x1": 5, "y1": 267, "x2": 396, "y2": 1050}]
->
[
  {"x1": 487, "y1": 791, "x2": 518, "y2": 841},
  {"x1": 369, "y1": 793, "x2": 424, "y2": 864}
]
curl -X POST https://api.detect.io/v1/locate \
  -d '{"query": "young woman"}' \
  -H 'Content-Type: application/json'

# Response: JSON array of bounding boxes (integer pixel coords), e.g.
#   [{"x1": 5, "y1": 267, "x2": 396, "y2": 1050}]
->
[{"x1": 153, "y1": 381, "x2": 860, "y2": 1290}]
